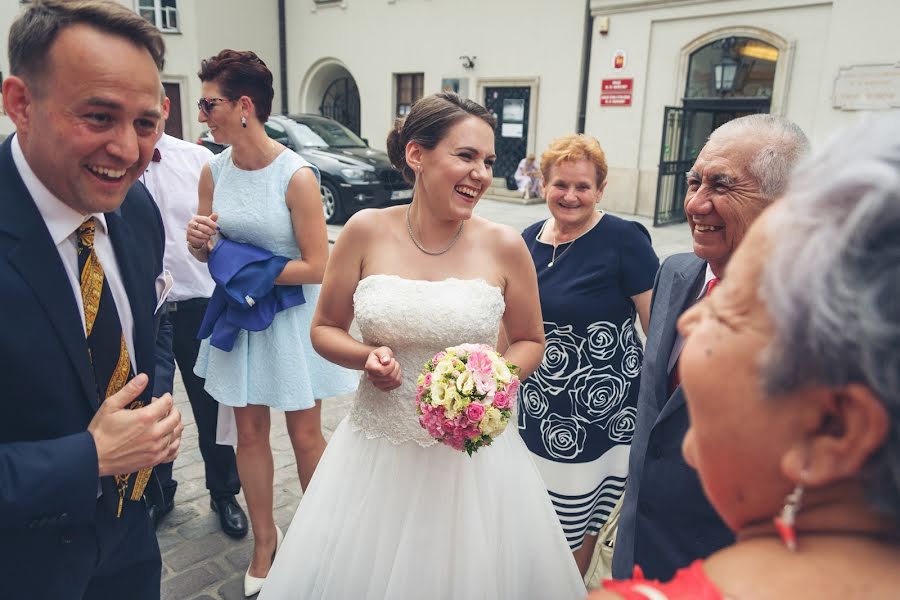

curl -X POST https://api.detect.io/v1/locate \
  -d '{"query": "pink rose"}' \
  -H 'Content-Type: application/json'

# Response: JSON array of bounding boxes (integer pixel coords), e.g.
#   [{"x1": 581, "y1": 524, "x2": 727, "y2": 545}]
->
[
  {"x1": 465, "y1": 402, "x2": 485, "y2": 423},
  {"x1": 474, "y1": 372, "x2": 497, "y2": 396},
  {"x1": 423, "y1": 373, "x2": 433, "y2": 387},
  {"x1": 467, "y1": 351, "x2": 493, "y2": 376},
  {"x1": 493, "y1": 391, "x2": 510, "y2": 410},
  {"x1": 432, "y1": 351, "x2": 446, "y2": 366},
  {"x1": 505, "y1": 378, "x2": 520, "y2": 400}
]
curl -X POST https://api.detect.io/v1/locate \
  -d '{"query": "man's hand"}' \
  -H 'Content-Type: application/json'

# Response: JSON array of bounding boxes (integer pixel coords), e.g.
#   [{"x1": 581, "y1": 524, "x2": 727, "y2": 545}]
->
[
  {"x1": 364, "y1": 346, "x2": 402, "y2": 391},
  {"x1": 88, "y1": 373, "x2": 183, "y2": 476}
]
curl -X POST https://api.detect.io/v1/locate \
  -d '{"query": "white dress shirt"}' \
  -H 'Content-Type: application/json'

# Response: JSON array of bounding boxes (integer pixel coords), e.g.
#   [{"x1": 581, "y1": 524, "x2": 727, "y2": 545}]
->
[
  {"x1": 141, "y1": 133, "x2": 215, "y2": 302},
  {"x1": 11, "y1": 134, "x2": 136, "y2": 371},
  {"x1": 666, "y1": 263, "x2": 716, "y2": 375}
]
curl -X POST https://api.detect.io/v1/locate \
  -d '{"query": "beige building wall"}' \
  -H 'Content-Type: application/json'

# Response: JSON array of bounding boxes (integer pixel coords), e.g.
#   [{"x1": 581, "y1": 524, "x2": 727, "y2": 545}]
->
[
  {"x1": 190, "y1": 0, "x2": 281, "y2": 143},
  {"x1": 587, "y1": 0, "x2": 900, "y2": 217},
  {"x1": 284, "y1": 0, "x2": 588, "y2": 157}
]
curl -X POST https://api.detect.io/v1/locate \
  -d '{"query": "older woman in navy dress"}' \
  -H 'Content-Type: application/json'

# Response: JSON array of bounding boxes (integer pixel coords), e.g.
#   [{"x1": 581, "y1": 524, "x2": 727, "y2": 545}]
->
[{"x1": 519, "y1": 134, "x2": 659, "y2": 576}]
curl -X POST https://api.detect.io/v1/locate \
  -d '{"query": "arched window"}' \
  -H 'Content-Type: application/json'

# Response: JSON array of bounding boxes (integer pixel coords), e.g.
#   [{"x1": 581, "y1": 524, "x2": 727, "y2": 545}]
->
[{"x1": 686, "y1": 37, "x2": 778, "y2": 100}]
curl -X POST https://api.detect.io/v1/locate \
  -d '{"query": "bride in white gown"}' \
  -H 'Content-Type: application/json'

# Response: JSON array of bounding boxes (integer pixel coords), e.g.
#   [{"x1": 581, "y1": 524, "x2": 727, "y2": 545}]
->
[{"x1": 259, "y1": 92, "x2": 586, "y2": 599}]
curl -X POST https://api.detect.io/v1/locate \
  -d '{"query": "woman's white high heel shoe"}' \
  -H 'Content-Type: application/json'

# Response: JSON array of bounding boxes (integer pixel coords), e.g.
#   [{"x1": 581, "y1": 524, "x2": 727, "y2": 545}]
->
[{"x1": 243, "y1": 525, "x2": 284, "y2": 597}]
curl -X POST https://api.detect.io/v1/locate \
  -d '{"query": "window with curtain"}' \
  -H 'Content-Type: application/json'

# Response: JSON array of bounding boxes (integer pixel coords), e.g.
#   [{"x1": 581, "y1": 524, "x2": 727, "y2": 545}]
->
[
  {"x1": 137, "y1": 0, "x2": 178, "y2": 33},
  {"x1": 395, "y1": 73, "x2": 424, "y2": 118}
]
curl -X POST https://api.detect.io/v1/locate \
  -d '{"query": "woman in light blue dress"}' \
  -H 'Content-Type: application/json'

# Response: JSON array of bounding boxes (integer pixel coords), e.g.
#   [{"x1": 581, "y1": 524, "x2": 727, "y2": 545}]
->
[{"x1": 186, "y1": 49, "x2": 357, "y2": 597}]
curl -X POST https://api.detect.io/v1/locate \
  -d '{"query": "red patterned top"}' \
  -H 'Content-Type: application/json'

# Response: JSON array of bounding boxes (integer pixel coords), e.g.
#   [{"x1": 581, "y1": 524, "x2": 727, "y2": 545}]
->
[{"x1": 601, "y1": 562, "x2": 725, "y2": 600}]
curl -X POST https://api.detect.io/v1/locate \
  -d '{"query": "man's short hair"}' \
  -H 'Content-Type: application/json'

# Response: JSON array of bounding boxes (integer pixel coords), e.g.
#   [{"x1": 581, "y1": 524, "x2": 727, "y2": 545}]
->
[
  {"x1": 710, "y1": 114, "x2": 809, "y2": 200},
  {"x1": 8, "y1": 0, "x2": 165, "y2": 93}
]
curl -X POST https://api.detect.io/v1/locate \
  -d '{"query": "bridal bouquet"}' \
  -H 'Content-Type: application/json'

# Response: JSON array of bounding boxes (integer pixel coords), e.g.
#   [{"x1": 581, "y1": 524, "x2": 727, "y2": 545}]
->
[{"x1": 415, "y1": 343, "x2": 520, "y2": 455}]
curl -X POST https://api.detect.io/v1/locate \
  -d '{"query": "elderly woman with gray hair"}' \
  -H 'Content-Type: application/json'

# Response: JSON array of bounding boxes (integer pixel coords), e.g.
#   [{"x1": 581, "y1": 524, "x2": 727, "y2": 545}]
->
[{"x1": 593, "y1": 115, "x2": 900, "y2": 598}]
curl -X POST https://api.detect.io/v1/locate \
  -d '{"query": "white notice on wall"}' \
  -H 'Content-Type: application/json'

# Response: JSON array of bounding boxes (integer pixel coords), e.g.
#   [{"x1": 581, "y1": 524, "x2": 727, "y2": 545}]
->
[
  {"x1": 833, "y1": 64, "x2": 900, "y2": 110},
  {"x1": 501, "y1": 122, "x2": 524, "y2": 138}
]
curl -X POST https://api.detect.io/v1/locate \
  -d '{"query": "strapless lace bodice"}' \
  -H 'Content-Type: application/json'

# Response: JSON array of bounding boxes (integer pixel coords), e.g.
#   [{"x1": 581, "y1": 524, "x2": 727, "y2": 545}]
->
[{"x1": 348, "y1": 274, "x2": 506, "y2": 446}]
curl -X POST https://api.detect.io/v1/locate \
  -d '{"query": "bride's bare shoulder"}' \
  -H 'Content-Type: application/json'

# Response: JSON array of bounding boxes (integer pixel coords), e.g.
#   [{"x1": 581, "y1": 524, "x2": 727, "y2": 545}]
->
[
  {"x1": 470, "y1": 216, "x2": 523, "y2": 250},
  {"x1": 338, "y1": 207, "x2": 403, "y2": 242}
]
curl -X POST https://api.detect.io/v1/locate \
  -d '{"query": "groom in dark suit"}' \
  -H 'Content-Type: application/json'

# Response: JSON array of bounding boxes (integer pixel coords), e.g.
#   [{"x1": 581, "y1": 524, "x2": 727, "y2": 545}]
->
[
  {"x1": 0, "y1": 2, "x2": 183, "y2": 598},
  {"x1": 612, "y1": 114, "x2": 809, "y2": 580}
]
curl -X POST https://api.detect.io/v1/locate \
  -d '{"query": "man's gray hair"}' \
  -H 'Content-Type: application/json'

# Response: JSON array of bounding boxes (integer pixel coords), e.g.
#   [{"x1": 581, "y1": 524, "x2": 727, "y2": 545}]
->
[
  {"x1": 761, "y1": 114, "x2": 900, "y2": 517},
  {"x1": 711, "y1": 114, "x2": 810, "y2": 200}
]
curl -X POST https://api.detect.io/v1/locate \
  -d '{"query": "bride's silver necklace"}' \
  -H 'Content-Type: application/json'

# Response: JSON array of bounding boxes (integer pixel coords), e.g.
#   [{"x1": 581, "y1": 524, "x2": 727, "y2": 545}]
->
[{"x1": 406, "y1": 205, "x2": 464, "y2": 256}]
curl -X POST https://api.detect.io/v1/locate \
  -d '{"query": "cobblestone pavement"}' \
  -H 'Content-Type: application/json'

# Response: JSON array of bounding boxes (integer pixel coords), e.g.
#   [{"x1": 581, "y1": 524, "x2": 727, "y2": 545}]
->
[{"x1": 160, "y1": 199, "x2": 693, "y2": 599}]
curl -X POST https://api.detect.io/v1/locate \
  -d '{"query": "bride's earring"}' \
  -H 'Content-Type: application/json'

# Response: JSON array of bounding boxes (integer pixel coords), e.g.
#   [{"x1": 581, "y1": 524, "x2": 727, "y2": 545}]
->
[
  {"x1": 412, "y1": 165, "x2": 421, "y2": 200},
  {"x1": 241, "y1": 114, "x2": 247, "y2": 128},
  {"x1": 774, "y1": 469, "x2": 807, "y2": 552}
]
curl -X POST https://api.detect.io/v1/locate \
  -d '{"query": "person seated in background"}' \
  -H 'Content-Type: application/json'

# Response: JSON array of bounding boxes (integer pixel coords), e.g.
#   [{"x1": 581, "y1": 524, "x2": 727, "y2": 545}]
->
[
  {"x1": 515, "y1": 153, "x2": 542, "y2": 199},
  {"x1": 593, "y1": 114, "x2": 900, "y2": 598}
]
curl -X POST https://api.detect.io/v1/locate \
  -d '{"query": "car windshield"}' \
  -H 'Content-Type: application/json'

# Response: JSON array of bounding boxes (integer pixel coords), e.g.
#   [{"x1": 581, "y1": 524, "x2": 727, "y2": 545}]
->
[
  {"x1": 291, "y1": 117, "x2": 367, "y2": 148},
  {"x1": 276, "y1": 119, "x2": 328, "y2": 148}
]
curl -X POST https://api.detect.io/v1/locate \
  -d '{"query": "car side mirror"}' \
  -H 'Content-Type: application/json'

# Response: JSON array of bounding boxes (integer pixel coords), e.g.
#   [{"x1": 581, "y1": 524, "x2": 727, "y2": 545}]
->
[{"x1": 361, "y1": 137, "x2": 369, "y2": 146}]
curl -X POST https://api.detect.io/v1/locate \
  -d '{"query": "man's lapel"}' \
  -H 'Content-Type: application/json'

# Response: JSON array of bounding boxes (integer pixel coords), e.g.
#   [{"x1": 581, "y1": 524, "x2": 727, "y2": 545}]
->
[
  {"x1": 105, "y1": 209, "x2": 152, "y2": 379},
  {"x1": 652, "y1": 256, "x2": 706, "y2": 428},
  {"x1": 0, "y1": 139, "x2": 98, "y2": 411}
]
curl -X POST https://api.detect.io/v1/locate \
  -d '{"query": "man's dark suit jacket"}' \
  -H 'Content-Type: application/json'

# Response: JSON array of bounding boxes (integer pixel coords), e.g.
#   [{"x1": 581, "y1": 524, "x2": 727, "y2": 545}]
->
[
  {"x1": 612, "y1": 252, "x2": 735, "y2": 581},
  {"x1": 0, "y1": 135, "x2": 165, "y2": 596}
]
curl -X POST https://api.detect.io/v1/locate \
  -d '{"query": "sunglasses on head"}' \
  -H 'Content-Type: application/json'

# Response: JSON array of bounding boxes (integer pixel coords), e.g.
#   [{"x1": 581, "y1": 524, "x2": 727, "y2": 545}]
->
[{"x1": 197, "y1": 96, "x2": 229, "y2": 115}]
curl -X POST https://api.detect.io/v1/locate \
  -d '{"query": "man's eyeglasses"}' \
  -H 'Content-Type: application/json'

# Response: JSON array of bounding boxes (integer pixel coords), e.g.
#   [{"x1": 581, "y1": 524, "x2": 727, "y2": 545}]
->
[{"x1": 197, "y1": 96, "x2": 229, "y2": 115}]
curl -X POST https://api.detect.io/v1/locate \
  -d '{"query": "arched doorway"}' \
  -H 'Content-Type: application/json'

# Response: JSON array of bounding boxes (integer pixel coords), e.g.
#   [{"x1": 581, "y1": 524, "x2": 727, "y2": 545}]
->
[
  {"x1": 298, "y1": 59, "x2": 361, "y2": 135},
  {"x1": 654, "y1": 32, "x2": 782, "y2": 225},
  {"x1": 320, "y1": 77, "x2": 360, "y2": 136}
]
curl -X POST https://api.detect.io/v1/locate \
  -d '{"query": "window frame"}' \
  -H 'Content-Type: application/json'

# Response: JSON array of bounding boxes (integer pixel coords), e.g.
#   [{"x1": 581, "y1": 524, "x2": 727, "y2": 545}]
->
[
  {"x1": 136, "y1": 0, "x2": 179, "y2": 33},
  {"x1": 394, "y1": 72, "x2": 424, "y2": 119}
]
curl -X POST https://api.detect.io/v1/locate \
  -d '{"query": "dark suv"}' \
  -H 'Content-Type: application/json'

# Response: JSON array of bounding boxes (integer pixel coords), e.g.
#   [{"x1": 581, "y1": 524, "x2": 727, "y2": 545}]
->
[{"x1": 199, "y1": 114, "x2": 412, "y2": 223}]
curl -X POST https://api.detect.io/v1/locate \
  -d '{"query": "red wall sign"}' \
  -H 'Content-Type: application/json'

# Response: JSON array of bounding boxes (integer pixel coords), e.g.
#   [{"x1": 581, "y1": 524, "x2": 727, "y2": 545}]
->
[
  {"x1": 600, "y1": 94, "x2": 633, "y2": 106},
  {"x1": 601, "y1": 78, "x2": 633, "y2": 93},
  {"x1": 600, "y1": 78, "x2": 634, "y2": 106}
]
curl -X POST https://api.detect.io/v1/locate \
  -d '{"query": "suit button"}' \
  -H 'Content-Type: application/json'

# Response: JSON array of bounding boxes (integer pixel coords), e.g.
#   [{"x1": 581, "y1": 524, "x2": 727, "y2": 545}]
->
[
  {"x1": 61, "y1": 530, "x2": 73, "y2": 544},
  {"x1": 651, "y1": 444, "x2": 662, "y2": 459},
  {"x1": 27, "y1": 520, "x2": 39, "y2": 529},
  {"x1": 59, "y1": 513, "x2": 69, "y2": 523},
  {"x1": 639, "y1": 500, "x2": 653, "y2": 516}
]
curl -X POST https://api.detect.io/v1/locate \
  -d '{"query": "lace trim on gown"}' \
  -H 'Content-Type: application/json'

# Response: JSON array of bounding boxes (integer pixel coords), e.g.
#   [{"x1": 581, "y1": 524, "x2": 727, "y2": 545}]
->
[{"x1": 347, "y1": 274, "x2": 506, "y2": 447}]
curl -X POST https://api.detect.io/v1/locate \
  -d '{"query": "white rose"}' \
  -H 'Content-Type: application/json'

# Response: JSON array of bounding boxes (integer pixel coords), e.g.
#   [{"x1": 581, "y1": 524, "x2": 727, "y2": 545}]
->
[
  {"x1": 430, "y1": 381, "x2": 448, "y2": 407},
  {"x1": 479, "y1": 406, "x2": 505, "y2": 437},
  {"x1": 489, "y1": 353, "x2": 512, "y2": 383},
  {"x1": 456, "y1": 370, "x2": 476, "y2": 395},
  {"x1": 444, "y1": 385, "x2": 461, "y2": 418},
  {"x1": 433, "y1": 359, "x2": 451, "y2": 381}
]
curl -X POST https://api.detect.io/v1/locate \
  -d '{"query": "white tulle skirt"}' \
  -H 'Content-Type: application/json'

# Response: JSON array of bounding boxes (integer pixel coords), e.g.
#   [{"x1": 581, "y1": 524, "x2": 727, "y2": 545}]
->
[{"x1": 259, "y1": 418, "x2": 587, "y2": 600}]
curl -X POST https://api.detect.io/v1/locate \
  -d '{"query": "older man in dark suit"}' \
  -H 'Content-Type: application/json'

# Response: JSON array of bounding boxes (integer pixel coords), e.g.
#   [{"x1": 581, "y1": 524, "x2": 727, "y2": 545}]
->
[
  {"x1": 612, "y1": 114, "x2": 809, "y2": 581},
  {"x1": 0, "y1": 2, "x2": 183, "y2": 598}
]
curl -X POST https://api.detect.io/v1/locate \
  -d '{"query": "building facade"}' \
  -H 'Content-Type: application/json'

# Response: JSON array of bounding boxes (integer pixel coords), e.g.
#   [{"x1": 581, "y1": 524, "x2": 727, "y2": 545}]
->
[
  {"x1": 2, "y1": 0, "x2": 898, "y2": 220},
  {"x1": 586, "y1": 0, "x2": 900, "y2": 220},
  {"x1": 283, "y1": 0, "x2": 590, "y2": 186},
  {"x1": 0, "y1": 0, "x2": 283, "y2": 145}
]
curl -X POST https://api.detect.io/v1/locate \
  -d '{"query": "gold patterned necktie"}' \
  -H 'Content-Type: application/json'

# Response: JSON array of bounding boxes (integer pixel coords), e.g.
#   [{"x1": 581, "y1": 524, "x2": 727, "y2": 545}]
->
[{"x1": 77, "y1": 218, "x2": 153, "y2": 516}]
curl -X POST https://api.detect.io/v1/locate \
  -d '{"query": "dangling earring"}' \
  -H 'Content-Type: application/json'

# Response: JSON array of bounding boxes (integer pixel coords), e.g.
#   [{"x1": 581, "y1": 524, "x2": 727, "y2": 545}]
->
[
  {"x1": 411, "y1": 168, "x2": 419, "y2": 201},
  {"x1": 241, "y1": 115, "x2": 247, "y2": 128},
  {"x1": 774, "y1": 470, "x2": 807, "y2": 552}
]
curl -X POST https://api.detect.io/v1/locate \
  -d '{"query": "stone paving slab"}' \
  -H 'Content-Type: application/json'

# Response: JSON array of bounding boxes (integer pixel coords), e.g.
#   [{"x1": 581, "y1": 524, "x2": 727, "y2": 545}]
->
[{"x1": 161, "y1": 201, "x2": 693, "y2": 599}]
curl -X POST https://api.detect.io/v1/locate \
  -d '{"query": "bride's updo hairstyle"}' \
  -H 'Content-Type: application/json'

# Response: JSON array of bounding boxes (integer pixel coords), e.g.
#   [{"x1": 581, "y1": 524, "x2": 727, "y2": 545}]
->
[{"x1": 387, "y1": 91, "x2": 497, "y2": 185}]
